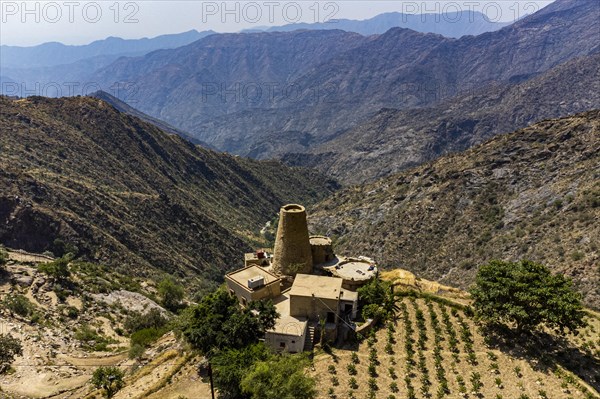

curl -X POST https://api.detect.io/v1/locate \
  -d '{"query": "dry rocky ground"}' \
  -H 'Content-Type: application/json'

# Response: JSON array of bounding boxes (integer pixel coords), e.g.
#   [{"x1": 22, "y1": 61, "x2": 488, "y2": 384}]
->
[{"x1": 0, "y1": 251, "x2": 211, "y2": 399}]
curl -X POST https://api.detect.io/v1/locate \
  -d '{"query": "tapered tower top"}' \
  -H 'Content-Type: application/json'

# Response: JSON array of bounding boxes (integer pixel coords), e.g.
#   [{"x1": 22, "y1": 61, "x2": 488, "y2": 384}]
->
[{"x1": 271, "y1": 204, "x2": 313, "y2": 277}]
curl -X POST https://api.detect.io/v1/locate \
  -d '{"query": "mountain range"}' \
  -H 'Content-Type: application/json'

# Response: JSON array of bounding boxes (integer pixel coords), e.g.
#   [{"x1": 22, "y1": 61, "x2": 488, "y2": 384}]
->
[
  {"x1": 87, "y1": 0, "x2": 598, "y2": 162},
  {"x1": 0, "y1": 30, "x2": 215, "y2": 98},
  {"x1": 246, "y1": 10, "x2": 511, "y2": 38},
  {"x1": 0, "y1": 30, "x2": 213, "y2": 69},
  {"x1": 283, "y1": 53, "x2": 600, "y2": 185},
  {"x1": 0, "y1": 7, "x2": 514, "y2": 99}
]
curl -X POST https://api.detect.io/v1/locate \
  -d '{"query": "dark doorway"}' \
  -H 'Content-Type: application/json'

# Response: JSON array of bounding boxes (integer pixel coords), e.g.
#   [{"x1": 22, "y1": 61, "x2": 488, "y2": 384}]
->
[{"x1": 326, "y1": 312, "x2": 335, "y2": 323}]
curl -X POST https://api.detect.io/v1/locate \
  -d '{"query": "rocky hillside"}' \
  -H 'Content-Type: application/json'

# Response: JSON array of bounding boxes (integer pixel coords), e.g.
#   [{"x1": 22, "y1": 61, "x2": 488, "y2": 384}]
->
[
  {"x1": 89, "y1": 90, "x2": 213, "y2": 148},
  {"x1": 284, "y1": 53, "x2": 600, "y2": 185},
  {"x1": 0, "y1": 96, "x2": 336, "y2": 287},
  {"x1": 309, "y1": 111, "x2": 600, "y2": 308}
]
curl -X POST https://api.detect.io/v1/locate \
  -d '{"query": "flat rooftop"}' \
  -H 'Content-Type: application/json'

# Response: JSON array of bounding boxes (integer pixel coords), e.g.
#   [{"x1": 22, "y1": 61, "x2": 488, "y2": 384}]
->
[
  {"x1": 325, "y1": 259, "x2": 377, "y2": 281},
  {"x1": 226, "y1": 265, "x2": 280, "y2": 291},
  {"x1": 244, "y1": 249, "x2": 272, "y2": 262},
  {"x1": 310, "y1": 236, "x2": 331, "y2": 245},
  {"x1": 289, "y1": 274, "x2": 343, "y2": 300},
  {"x1": 268, "y1": 293, "x2": 308, "y2": 336},
  {"x1": 269, "y1": 314, "x2": 308, "y2": 336},
  {"x1": 341, "y1": 288, "x2": 359, "y2": 302}
]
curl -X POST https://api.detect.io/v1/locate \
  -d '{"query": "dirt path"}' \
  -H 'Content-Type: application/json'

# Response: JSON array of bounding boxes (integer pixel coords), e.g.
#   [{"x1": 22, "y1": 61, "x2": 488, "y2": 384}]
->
[
  {"x1": 7, "y1": 250, "x2": 53, "y2": 263},
  {"x1": 58, "y1": 353, "x2": 128, "y2": 368}
]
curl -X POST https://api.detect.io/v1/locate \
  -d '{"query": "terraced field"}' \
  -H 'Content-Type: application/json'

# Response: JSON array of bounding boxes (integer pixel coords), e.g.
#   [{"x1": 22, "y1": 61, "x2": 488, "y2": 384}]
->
[{"x1": 313, "y1": 296, "x2": 600, "y2": 399}]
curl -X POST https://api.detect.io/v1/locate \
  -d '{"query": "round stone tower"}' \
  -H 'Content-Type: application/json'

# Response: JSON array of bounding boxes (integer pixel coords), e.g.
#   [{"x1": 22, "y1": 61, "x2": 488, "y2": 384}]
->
[
  {"x1": 272, "y1": 204, "x2": 313, "y2": 277},
  {"x1": 310, "y1": 235, "x2": 334, "y2": 265}
]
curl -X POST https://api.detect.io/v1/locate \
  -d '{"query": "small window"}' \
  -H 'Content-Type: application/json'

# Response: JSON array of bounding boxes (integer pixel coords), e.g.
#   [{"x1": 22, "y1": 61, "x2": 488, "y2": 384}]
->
[
  {"x1": 241, "y1": 297, "x2": 247, "y2": 306},
  {"x1": 291, "y1": 340, "x2": 295, "y2": 344},
  {"x1": 279, "y1": 342, "x2": 285, "y2": 348}
]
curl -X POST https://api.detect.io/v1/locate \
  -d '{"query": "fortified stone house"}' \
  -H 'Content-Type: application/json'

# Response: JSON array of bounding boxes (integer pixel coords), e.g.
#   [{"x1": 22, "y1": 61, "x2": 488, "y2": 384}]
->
[{"x1": 224, "y1": 204, "x2": 377, "y2": 352}]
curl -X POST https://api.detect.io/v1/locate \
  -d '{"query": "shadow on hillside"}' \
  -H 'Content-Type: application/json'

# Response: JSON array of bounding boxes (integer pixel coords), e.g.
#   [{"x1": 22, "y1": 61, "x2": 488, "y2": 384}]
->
[
  {"x1": 0, "y1": 267, "x2": 11, "y2": 283},
  {"x1": 482, "y1": 325, "x2": 600, "y2": 392}
]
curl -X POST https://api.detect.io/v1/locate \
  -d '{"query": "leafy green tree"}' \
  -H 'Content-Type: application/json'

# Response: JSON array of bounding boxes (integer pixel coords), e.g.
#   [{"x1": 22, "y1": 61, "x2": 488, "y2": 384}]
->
[
  {"x1": 38, "y1": 255, "x2": 71, "y2": 281},
  {"x1": 248, "y1": 299, "x2": 278, "y2": 331},
  {"x1": 470, "y1": 260, "x2": 586, "y2": 334},
  {"x1": 158, "y1": 277, "x2": 185, "y2": 312},
  {"x1": 91, "y1": 366, "x2": 125, "y2": 398},
  {"x1": 0, "y1": 334, "x2": 22, "y2": 374},
  {"x1": 358, "y1": 278, "x2": 389, "y2": 305},
  {"x1": 212, "y1": 343, "x2": 271, "y2": 399},
  {"x1": 182, "y1": 288, "x2": 278, "y2": 356},
  {"x1": 241, "y1": 354, "x2": 316, "y2": 399},
  {"x1": 362, "y1": 303, "x2": 390, "y2": 321},
  {"x1": 52, "y1": 238, "x2": 79, "y2": 258},
  {"x1": 357, "y1": 278, "x2": 398, "y2": 323}
]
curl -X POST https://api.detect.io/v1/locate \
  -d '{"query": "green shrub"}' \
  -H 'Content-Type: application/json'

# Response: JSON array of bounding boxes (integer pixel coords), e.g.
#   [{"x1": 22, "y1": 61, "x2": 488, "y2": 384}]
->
[
  {"x1": 368, "y1": 377, "x2": 378, "y2": 391},
  {"x1": 3, "y1": 294, "x2": 34, "y2": 317},
  {"x1": 75, "y1": 324, "x2": 99, "y2": 342},
  {"x1": 38, "y1": 256, "x2": 71, "y2": 281},
  {"x1": 571, "y1": 251, "x2": 584, "y2": 261},
  {"x1": 347, "y1": 363, "x2": 357, "y2": 375},
  {"x1": 0, "y1": 334, "x2": 23, "y2": 374},
  {"x1": 130, "y1": 327, "x2": 162, "y2": 348},
  {"x1": 158, "y1": 277, "x2": 185, "y2": 312},
  {"x1": 128, "y1": 344, "x2": 145, "y2": 359},
  {"x1": 124, "y1": 308, "x2": 168, "y2": 334},
  {"x1": 64, "y1": 306, "x2": 79, "y2": 319},
  {"x1": 348, "y1": 377, "x2": 358, "y2": 389},
  {"x1": 75, "y1": 324, "x2": 113, "y2": 351}
]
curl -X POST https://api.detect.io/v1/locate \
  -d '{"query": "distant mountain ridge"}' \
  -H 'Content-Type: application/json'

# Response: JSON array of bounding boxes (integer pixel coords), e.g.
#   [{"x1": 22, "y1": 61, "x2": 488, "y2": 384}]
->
[
  {"x1": 0, "y1": 30, "x2": 216, "y2": 98},
  {"x1": 247, "y1": 10, "x2": 511, "y2": 38},
  {"x1": 89, "y1": 0, "x2": 598, "y2": 159},
  {"x1": 0, "y1": 30, "x2": 214, "y2": 68},
  {"x1": 91, "y1": 29, "x2": 370, "y2": 124}
]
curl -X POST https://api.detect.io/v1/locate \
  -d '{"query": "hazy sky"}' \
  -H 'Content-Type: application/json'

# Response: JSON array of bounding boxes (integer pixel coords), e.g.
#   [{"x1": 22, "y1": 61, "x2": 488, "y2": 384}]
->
[{"x1": 1, "y1": 0, "x2": 556, "y2": 46}]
